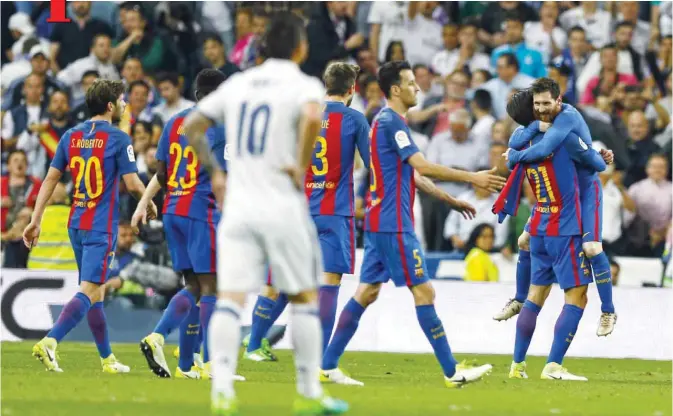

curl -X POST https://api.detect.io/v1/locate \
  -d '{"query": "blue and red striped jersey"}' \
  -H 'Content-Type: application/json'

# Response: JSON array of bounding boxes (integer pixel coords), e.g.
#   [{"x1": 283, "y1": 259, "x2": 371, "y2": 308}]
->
[
  {"x1": 365, "y1": 107, "x2": 419, "y2": 233},
  {"x1": 156, "y1": 108, "x2": 226, "y2": 224},
  {"x1": 51, "y1": 120, "x2": 138, "y2": 233},
  {"x1": 523, "y1": 131, "x2": 583, "y2": 237},
  {"x1": 304, "y1": 101, "x2": 370, "y2": 217}
]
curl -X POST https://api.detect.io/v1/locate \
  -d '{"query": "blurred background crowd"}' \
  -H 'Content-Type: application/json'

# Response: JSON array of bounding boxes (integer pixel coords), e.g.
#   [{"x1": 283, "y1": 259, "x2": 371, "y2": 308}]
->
[{"x1": 1, "y1": 1, "x2": 671, "y2": 307}]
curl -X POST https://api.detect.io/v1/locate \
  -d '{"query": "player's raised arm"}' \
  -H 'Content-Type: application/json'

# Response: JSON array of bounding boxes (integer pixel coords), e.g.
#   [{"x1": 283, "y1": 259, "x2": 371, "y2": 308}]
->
[{"x1": 408, "y1": 152, "x2": 506, "y2": 193}]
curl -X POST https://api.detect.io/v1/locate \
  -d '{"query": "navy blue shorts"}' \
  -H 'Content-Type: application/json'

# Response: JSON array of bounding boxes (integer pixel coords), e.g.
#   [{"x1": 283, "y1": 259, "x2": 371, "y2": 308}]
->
[
  {"x1": 530, "y1": 235, "x2": 593, "y2": 290},
  {"x1": 359, "y1": 232, "x2": 429, "y2": 287}
]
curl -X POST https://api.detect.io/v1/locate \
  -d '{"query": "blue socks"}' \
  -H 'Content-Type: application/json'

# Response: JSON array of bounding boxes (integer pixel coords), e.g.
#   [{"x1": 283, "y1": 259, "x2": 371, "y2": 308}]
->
[
  {"x1": 247, "y1": 296, "x2": 276, "y2": 352},
  {"x1": 548, "y1": 304, "x2": 584, "y2": 364},
  {"x1": 48, "y1": 292, "x2": 91, "y2": 342},
  {"x1": 588, "y1": 252, "x2": 615, "y2": 313},
  {"x1": 87, "y1": 302, "x2": 111, "y2": 359},
  {"x1": 179, "y1": 303, "x2": 200, "y2": 371},
  {"x1": 513, "y1": 300, "x2": 541, "y2": 363},
  {"x1": 200, "y1": 295, "x2": 216, "y2": 363},
  {"x1": 270, "y1": 294, "x2": 289, "y2": 323},
  {"x1": 319, "y1": 285, "x2": 340, "y2": 354},
  {"x1": 322, "y1": 298, "x2": 365, "y2": 370},
  {"x1": 416, "y1": 305, "x2": 458, "y2": 378},
  {"x1": 153, "y1": 288, "x2": 195, "y2": 337},
  {"x1": 515, "y1": 250, "x2": 531, "y2": 303}
]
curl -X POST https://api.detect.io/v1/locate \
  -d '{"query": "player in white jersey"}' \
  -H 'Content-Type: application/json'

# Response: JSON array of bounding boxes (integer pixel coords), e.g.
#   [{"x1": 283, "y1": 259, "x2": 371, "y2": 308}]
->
[{"x1": 181, "y1": 13, "x2": 348, "y2": 416}]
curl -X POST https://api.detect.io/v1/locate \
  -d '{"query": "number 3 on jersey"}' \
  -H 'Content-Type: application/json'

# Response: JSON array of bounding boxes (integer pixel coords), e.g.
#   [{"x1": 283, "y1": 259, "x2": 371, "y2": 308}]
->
[
  {"x1": 237, "y1": 102, "x2": 270, "y2": 156},
  {"x1": 70, "y1": 156, "x2": 102, "y2": 199},
  {"x1": 311, "y1": 136, "x2": 328, "y2": 175}
]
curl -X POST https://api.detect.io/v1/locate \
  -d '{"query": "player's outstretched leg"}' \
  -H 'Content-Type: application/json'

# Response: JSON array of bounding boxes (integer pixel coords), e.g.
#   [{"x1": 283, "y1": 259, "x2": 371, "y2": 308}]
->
[
  {"x1": 32, "y1": 283, "x2": 99, "y2": 372},
  {"x1": 289, "y1": 291, "x2": 349, "y2": 416},
  {"x1": 175, "y1": 301, "x2": 201, "y2": 379},
  {"x1": 87, "y1": 301, "x2": 130, "y2": 374},
  {"x1": 321, "y1": 284, "x2": 378, "y2": 386},
  {"x1": 318, "y1": 273, "x2": 342, "y2": 355},
  {"x1": 495, "y1": 233, "x2": 531, "y2": 321},
  {"x1": 244, "y1": 286, "x2": 287, "y2": 362},
  {"x1": 542, "y1": 286, "x2": 588, "y2": 381},
  {"x1": 410, "y1": 282, "x2": 492, "y2": 387},
  {"x1": 583, "y1": 242, "x2": 617, "y2": 336},
  {"x1": 141, "y1": 276, "x2": 198, "y2": 378}
]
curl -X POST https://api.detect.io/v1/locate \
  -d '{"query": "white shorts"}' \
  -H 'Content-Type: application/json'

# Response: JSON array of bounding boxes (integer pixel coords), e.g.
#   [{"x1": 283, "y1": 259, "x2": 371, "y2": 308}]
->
[{"x1": 216, "y1": 199, "x2": 323, "y2": 295}]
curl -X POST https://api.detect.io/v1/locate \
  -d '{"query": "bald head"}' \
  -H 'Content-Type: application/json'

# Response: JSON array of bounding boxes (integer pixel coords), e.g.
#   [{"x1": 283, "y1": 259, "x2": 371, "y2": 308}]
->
[{"x1": 627, "y1": 111, "x2": 649, "y2": 142}]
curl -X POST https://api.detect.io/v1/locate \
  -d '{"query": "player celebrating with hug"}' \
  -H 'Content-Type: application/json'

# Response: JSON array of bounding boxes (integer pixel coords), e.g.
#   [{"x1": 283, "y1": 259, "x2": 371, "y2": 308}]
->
[{"x1": 320, "y1": 60, "x2": 505, "y2": 387}]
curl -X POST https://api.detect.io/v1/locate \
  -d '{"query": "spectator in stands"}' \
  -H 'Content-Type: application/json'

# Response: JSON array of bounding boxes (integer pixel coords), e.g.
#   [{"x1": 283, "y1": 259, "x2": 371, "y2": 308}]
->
[
  {"x1": 417, "y1": 70, "x2": 468, "y2": 138},
  {"x1": 356, "y1": 48, "x2": 378, "y2": 76},
  {"x1": 112, "y1": 3, "x2": 166, "y2": 74},
  {"x1": 469, "y1": 89, "x2": 495, "y2": 150},
  {"x1": 118, "y1": 80, "x2": 162, "y2": 141},
  {"x1": 241, "y1": 8, "x2": 270, "y2": 69},
  {"x1": 26, "y1": 182, "x2": 75, "y2": 271},
  {"x1": 524, "y1": 2, "x2": 567, "y2": 65},
  {"x1": 152, "y1": 72, "x2": 194, "y2": 124},
  {"x1": 470, "y1": 69, "x2": 491, "y2": 90},
  {"x1": 423, "y1": 109, "x2": 484, "y2": 251},
  {"x1": 18, "y1": 90, "x2": 73, "y2": 179},
  {"x1": 432, "y1": 19, "x2": 489, "y2": 78},
  {"x1": 1, "y1": 37, "x2": 38, "y2": 90},
  {"x1": 579, "y1": 44, "x2": 639, "y2": 106},
  {"x1": 491, "y1": 14, "x2": 546, "y2": 79},
  {"x1": 444, "y1": 182, "x2": 509, "y2": 253},
  {"x1": 489, "y1": 141, "x2": 510, "y2": 178},
  {"x1": 600, "y1": 162, "x2": 637, "y2": 256},
  {"x1": 361, "y1": 74, "x2": 385, "y2": 125},
  {"x1": 1, "y1": 150, "x2": 41, "y2": 269},
  {"x1": 56, "y1": 34, "x2": 119, "y2": 104},
  {"x1": 70, "y1": 69, "x2": 98, "y2": 123},
  {"x1": 478, "y1": 1, "x2": 538, "y2": 49},
  {"x1": 49, "y1": 1, "x2": 113, "y2": 73},
  {"x1": 553, "y1": 26, "x2": 590, "y2": 104},
  {"x1": 302, "y1": 2, "x2": 361, "y2": 79},
  {"x1": 623, "y1": 85, "x2": 671, "y2": 133},
  {"x1": 200, "y1": 2, "x2": 234, "y2": 53},
  {"x1": 404, "y1": 2, "x2": 444, "y2": 67},
  {"x1": 131, "y1": 120, "x2": 153, "y2": 175},
  {"x1": 625, "y1": 111, "x2": 662, "y2": 187},
  {"x1": 559, "y1": 1, "x2": 612, "y2": 50},
  {"x1": 610, "y1": 259, "x2": 621, "y2": 286},
  {"x1": 481, "y1": 53, "x2": 534, "y2": 119},
  {"x1": 410, "y1": 64, "x2": 436, "y2": 111},
  {"x1": 368, "y1": 1, "x2": 409, "y2": 64},
  {"x1": 628, "y1": 154, "x2": 672, "y2": 256},
  {"x1": 229, "y1": 8, "x2": 255, "y2": 68},
  {"x1": 548, "y1": 60, "x2": 576, "y2": 105},
  {"x1": 617, "y1": 1, "x2": 651, "y2": 56},
  {"x1": 491, "y1": 120, "x2": 511, "y2": 143},
  {"x1": 2, "y1": 45, "x2": 66, "y2": 112},
  {"x1": 463, "y1": 223, "x2": 499, "y2": 282},
  {"x1": 143, "y1": 144, "x2": 164, "y2": 217},
  {"x1": 202, "y1": 34, "x2": 241, "y2": 80},
  {"x1": 2, "y1": 73, "x2": 45, "y2": 172},
  {"x1": 8, "y1": 12, "x2": 49, "y2": 62},
  {"x1": 645, "y1": 32, "x2": 672, "y2": 96},
  {"x1": 384, "y1": 40, "x2": 406, "y2": 63}
]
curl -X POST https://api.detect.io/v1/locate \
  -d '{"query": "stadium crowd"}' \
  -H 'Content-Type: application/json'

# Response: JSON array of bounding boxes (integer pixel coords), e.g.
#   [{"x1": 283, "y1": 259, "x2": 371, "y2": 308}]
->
[{"x1": 1, "y1": 1, "x2": 671, "y2": 299}]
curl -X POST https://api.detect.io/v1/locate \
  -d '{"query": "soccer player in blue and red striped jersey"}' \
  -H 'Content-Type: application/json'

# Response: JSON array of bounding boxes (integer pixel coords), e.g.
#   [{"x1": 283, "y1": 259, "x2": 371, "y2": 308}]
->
[
  {"x1": 243, "y1": 62, "x2": 371, "y2": 362},
  {"x1": 502, "y1": 79, "x2": 610, "y2": 380},
  {"x1": 320, "y1": 61, "x2": 505, "y2": 387},
  {"x1": 503, "y1": 82, "x2": 617, "y2": 337},
  {"x1": 131, "y1": 69, "x2": 243, "y2": 381},
  {"x1": 24, "y1": 79, "x2": 156, "y2": 373}
]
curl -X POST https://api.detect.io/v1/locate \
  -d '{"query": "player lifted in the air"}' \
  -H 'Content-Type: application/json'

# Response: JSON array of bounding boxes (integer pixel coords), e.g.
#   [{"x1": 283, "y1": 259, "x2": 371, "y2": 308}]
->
[
  {"x1": 25, "y1": 79, "x2": 156, "y2": 373},
  {"x1": 500, "y1": 80, "x2": 610, "y2": 380},
  {"x1": 320, "y1": 60, "x2": 505, "y2": 387},
  {"x1": 495, "y1": 82, "x2": 617, "y2": 337},
  {"x1": 182, "y1": 13, "x2": 349, "y2": 416},
  {"x1": 131, "y1": 69, "x2": 243, "y2": 382},
  {"x1": 241, "y1": 61, "x2": 370, "y2": 363}
]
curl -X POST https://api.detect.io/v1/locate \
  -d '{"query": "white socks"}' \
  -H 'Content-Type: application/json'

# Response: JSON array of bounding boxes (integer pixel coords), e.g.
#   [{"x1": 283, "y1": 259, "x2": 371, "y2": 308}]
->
[
  {"x1": 291, "y1": 302, "x2": 324, "y2": 399},
  {"x1": 209, "y1": 299, "x2": 242, "y2": 399}
]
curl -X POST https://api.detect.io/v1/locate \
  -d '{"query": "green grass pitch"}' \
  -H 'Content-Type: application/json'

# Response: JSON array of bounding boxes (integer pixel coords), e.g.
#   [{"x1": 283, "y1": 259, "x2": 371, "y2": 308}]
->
[{"x1": 2, "y1": 342, "x2": 671, "y2": 416}]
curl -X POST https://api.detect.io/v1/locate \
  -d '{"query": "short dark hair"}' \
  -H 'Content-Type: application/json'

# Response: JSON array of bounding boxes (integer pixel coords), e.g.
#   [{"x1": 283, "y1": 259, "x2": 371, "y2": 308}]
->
[
  {"x1": 377, "y1": 60, "x2": 412, "y2": 99},
  {"x1": 615, "y1": 20, "x2": 635, "y2": 31},
  {"x1": 50, "y1": 89, "x2": 71, "y2": 103},
  {"x1": 203, "y1": 33, "x2": 224, "y2": 46},
  {"x1": 195, "y1": 68, "x2": 226, "y2": 101},
  {"x1": 384, "y1": 41, "x2": 405, "y2": 63},
  {"x1": 460, "y1": 17, "x2": 480, "y2": 30},
  {"x1": 131, "y1": 120, "x2": 153, "y2": 136},
  {"x1": 498, "y1": 53, "x2": 519, "y2": 71},
  {"x1": 8, "y1": 149, "x2": 27, "y2": 161},
  {"x1": 472, "y1": 89, "x2": 492, "y2": 111},
  {"x1": 91, "y1": 33, "x2": 111, "y2": 48},
  {"x1": 507, "y1": 89, "x2": 535, "y2": 126},
  {"x1": 128, "y1": 79, "x2": 150, "y2": 95},
  {"x1": 569, "y1": 25, "x2": 586, "y2": 36},
  {"x1": 85, "y1": 79, "x2": 125, "y2": 116},
  {"x1": 81, "y1": 69, "x2": 100, "y2": 81},
  {"x1": 531, "y1": 77, "x2": 561, "y2": 100},
  {"x1": 156, "y1": 72, "x2": 180, "y2": 87},
  {"x1": 412, "y1": 63, "x2": 429, "y2": 74},
  {"x1": 504, "y1": 12, "x2": 523, "y2": 25},
  {"x1": 261, "y1": 12, "x2": 305, "y2": 60},
  {"x1": 601, "y1": 42, "x2": 618, "y2": 52},
  {"x1": 473, "y1": 69, "x2": 492, "y2": 83},
  {"x1": 324, "y1": 62, "x2": 360, "y2": 96}
]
